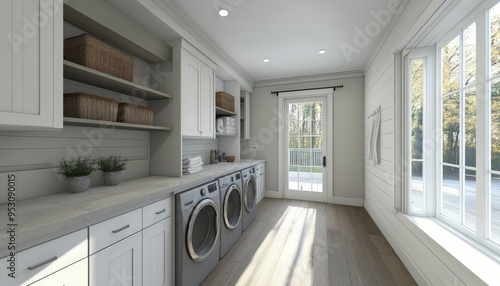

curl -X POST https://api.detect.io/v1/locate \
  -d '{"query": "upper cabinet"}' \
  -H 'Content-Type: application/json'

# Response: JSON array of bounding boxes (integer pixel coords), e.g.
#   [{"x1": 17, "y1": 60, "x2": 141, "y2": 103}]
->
[
  {"x1": 181, "y1": 45, "x2": 216, "y2": 138},
  {"x1": 0, "y1": 0, "x2": 63, "y2": 130}
]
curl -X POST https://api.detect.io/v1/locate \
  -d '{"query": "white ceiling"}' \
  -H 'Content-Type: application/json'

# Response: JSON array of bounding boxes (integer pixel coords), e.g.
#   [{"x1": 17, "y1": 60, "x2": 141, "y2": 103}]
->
[{"x1": 168, "y1": 0, "x2": 394, "y2": 82}]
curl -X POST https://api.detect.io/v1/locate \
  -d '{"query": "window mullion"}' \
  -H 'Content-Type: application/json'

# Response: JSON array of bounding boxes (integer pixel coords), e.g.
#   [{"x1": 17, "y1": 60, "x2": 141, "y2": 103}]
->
[{"x1": 475, "y1": 11, "x2": 488, "y2": 240}]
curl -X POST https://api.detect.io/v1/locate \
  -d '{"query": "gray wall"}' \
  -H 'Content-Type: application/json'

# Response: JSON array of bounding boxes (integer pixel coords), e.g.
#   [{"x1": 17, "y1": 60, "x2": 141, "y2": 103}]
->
[{"x1": 241, "y1": 75, "x2": 365, "y2": 204}]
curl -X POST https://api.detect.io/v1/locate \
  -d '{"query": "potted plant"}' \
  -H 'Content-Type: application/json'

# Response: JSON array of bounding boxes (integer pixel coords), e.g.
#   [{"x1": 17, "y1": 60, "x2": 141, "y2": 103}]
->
[
  {"x1": 58, "y1": 156, "x2": 95, "y2": 193},
  {"x1": 97, "y1": 155, "x2": 127, "y2": 186}
]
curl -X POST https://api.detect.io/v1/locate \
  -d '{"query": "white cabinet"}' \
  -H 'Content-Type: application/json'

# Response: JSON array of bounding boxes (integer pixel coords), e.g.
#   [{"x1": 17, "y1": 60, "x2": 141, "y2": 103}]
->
[
  {"x1": 142, "y1": 198, "x2": 173, "y2": 286},
  {"x1": 89, "y1": 209, "x2": 143, "y2": 286},
  {"x1": 89, "y1": 231, "x2": 143, "y2": 286},
  {"x1": 1, "y1": 229, "x2": 87, "y2": 286},
  {"x1": 143, "y1": 218, "x2": 172, "y2": 286},
  {"x1": 256, "y1": 163, "x2": 266, "y2": 204},
  {"x1": 182, "y1": 49, "x2": 215, "y2": 138},
  {"x1": 29, "y1": 258, "x2": 88, "y2": 286},
  {"x1": 240, "y1": 91, "x2": 251, "y2": 140},
  {"x1": 0, "y1": 0, "x2": 63, "y2": 130}
]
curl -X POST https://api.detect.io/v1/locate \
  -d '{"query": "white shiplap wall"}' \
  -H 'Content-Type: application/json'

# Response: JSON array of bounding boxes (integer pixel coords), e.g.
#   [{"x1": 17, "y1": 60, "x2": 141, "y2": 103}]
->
[
  {"x1": 362, "y1": 0, "x2": 489, "y2": 285},
  {"x1": 0, "y1": 126, "x2": 150, "y2": 203}
]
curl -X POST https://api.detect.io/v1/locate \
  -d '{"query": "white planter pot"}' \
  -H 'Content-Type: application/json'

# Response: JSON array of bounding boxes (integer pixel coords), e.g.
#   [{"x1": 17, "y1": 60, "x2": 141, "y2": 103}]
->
[
  {"x1": 103, "y1": 171, "x2": 121, "y2": 186},
  {"x1": 66, "y1": 175, "x2": 91, "y2": 193}
]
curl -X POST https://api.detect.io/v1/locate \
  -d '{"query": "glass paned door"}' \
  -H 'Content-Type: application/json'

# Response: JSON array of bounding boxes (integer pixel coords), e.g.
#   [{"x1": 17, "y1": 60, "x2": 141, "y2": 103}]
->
[{"x1": 284, "y1": 96, "x2": 327, "y2": 202}]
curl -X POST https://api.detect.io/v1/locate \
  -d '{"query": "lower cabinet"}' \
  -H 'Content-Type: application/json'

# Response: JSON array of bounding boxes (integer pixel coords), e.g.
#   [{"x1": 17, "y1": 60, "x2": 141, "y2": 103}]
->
[
  {"x1": 30, "y1": 258, "x2": 88, "y2": 286},
  {"x1": 256, "y1": 163, "x2": 266, "y2": 204},
  {"x1": 1, "y1": 229, "x2": 88, "y2": 286},
  {"x1": 143, "y1": 217, "x2": 173, "y2": 286},
  {"x1": 89, "y1": 231, "x2": 143, "y2": 286}
]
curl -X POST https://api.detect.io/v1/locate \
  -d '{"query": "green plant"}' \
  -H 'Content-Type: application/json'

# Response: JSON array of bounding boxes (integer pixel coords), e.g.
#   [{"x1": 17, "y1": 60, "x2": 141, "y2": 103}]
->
[
  {"x1": 58, "y1": 156, "x2": 95, "y2": 177},
  {"x1": 97, "y1": 155, "x2": 127, "y2": 172}
]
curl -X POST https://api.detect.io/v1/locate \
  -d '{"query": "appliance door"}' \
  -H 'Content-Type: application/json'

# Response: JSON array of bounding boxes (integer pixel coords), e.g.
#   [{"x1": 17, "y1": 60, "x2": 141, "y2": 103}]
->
[
  {"x1": 224, "y1": 184, "x2": 242, "y2": 229},
  {"x1": 244, "y1": 176, "x2": 257, "y2": 213},
  {"x1": 187, "y1": 198, "x2": 220, "y2": 262}
]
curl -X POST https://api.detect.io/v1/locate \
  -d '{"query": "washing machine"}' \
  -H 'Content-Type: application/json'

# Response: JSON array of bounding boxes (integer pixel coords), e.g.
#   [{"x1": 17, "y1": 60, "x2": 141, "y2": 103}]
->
[
  {"x1": 218, "y1": 172, "x2": 243, "y2": 258},
  {"x1": 241, "y1": 166, "x2": 257, "y2": 232},
  {"x1": 175, "y1": 181, "x2": 220, "y2": 286}
]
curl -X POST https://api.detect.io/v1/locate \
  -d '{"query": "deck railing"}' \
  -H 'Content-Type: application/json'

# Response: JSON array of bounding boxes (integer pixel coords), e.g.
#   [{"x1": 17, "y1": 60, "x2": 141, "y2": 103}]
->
[{"x1": 289, "y1": 148, "x2": 323, "y2": 167}]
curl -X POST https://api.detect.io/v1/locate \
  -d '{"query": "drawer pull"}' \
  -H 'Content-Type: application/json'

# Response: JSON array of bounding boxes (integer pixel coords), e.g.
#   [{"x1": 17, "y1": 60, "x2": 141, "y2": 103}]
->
[
  {"x1": 155, "y1": 209, "x2": 166, "y2": 215},
  {"x1": 112, "y1": 224, "x2": 130, "y2": 234},
  {"x1": 27, "y1": 256, "x2": 58, "y2": 270}
]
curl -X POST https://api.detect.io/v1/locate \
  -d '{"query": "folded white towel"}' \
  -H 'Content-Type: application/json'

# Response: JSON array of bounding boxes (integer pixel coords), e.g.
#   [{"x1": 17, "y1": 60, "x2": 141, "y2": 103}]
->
[
  {"x1": 183, "y1": 161, "x2": 203, "y2": 169},
  {"x1": 183, "y1": 156, "x2": 202, "y2": 165},
  {"x1": 182, "y1": 165, "x2": 203, "y2": 174},
  {"x1": 217, "y1": 119, "x2": 224, "y2": 133},
  {"x1": 230, "y1": 117, "x2": 235, "y2": 127}
]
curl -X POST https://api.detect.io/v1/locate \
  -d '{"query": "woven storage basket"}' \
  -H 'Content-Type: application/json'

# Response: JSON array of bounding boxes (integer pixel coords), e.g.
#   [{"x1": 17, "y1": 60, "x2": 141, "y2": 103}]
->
[
  {"x1": 117, "y1": 103, "x2": 154, "y2": 125},
  {"x1": 64, "y1": 93, "x2": 119, "y2": 122},
  {"x1": 64, "y1": 34, "x2": 134, "y2": 82},
  {"x1": 216, "y1": 91, "x2": 235, "y2": 112}
]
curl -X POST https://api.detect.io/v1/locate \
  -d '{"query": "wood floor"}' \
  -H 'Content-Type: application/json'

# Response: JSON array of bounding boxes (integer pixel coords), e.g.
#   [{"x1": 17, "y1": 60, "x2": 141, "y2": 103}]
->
[{"x1": 201, "y1": 198, "x2": 416, "y2": 286}]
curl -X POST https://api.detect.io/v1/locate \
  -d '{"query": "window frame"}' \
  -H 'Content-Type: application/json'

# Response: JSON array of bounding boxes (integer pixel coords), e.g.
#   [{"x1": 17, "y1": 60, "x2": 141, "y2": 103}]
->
[{"x1": 401, "y1": 0, "x2": 500, "y2": 256}]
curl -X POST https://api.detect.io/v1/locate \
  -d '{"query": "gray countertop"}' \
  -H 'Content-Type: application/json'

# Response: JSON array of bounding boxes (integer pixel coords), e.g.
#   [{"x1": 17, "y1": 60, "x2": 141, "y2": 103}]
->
[{"x1": 0, "y1": 159, "x2": 264, "y2": 258}]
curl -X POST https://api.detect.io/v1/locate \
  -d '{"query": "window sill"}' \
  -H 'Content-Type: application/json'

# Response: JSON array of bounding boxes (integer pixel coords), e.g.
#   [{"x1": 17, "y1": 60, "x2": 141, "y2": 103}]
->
[{"x1": 403, "y1": 215, "x2": 500, "y2": 285}]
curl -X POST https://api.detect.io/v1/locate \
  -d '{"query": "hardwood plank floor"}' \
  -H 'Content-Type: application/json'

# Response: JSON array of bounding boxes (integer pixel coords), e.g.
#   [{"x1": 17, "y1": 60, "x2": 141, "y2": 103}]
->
[{"x1": 201, "y1": 198, "x2": 416, "y2": 286}]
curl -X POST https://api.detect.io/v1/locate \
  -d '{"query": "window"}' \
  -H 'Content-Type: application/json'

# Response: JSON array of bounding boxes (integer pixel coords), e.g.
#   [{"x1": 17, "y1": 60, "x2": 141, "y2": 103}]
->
[{"x1": 404, "y1": 1, "x2": 500, "y2": 254}]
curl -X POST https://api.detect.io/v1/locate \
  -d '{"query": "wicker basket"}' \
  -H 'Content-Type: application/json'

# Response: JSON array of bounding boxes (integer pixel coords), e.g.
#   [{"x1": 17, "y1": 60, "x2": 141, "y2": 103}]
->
[
  {"x1": 117, "y1": 103, "x2": 154, "y2": 125},
  {"x1": 64, "y1": 93, "x2": 119, "y2": 122},
  {"x1": 216, "y1": 92, "x2": 235, "y2": 112},
  {"x1": 64, "y1": 34, "x2": 134, "y2": 82}
]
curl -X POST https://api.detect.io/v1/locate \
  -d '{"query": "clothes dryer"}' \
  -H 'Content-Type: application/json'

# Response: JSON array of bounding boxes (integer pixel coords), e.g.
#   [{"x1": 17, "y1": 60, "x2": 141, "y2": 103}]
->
[
  {"x1": 241, "y1": 167, "x2": 257, "y2": 231},
  {"x1": 218, "y1": 172, "x2": 243, "y2": 258},
  {"x1": 175, "y1": 181, "x2": 220, "y2": 286}
]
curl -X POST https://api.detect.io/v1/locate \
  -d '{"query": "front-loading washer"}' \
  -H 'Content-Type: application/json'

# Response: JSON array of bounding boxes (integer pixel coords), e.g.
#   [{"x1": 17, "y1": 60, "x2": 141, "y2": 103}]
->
[
  {"x1": 175, "y1": 181, "x2": 220, "y2": 286},
  {"x1": 241, "y1": 166, "x2": 257, "y2": 232},
  {"x1": 218, "y1": 171, "x2": 243, "y2": 258}
]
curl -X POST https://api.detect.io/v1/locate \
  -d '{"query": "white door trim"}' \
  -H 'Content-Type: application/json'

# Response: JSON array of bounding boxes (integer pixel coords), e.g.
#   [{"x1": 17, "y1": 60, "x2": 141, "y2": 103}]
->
[{"x1": 278, "y1": 88, "x2": 333, "y2": 203}]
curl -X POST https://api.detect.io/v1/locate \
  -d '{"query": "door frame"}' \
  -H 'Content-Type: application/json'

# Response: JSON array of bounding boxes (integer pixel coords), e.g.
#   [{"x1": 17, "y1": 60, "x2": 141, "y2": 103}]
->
[{"x1": 278, "y1": 88, "x2": 333, "y2": 203}]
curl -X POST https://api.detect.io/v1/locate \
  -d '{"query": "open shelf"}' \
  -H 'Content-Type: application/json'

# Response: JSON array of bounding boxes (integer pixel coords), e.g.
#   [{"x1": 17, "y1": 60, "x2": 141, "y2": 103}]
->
[
  {"x1": 215, "y1": 107, "x2": 236, "y2": 116},
  {"x1": 64, "y1": 60, "x2": 172, "y2": 100},
  {"x1": 64, "y1": 117, "x2": 172, "y2": 131}
]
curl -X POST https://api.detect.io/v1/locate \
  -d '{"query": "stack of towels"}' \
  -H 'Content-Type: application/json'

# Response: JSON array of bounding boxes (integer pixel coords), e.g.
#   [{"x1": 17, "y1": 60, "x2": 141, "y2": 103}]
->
[
  {"x1": 183, "y1": 156, "x2": 203, "y2": 174},
  {"x1": 216, "y1": 116, "x2": 235, "y2": 135}
]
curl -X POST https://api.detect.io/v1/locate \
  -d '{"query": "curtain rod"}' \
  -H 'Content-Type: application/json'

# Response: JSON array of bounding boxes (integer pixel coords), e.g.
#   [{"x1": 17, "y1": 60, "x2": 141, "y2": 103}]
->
[{"x1": 271, "y1": 85, "x2": 343, "y2": 96}]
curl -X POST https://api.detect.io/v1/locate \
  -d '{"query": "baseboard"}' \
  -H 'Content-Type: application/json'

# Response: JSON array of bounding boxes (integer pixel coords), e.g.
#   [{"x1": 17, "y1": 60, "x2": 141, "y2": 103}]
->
[
  {"x1": 329, "y1": 196, "x2": 364, "y2": 207},
  {"x1": 264, "y1": 190, "x2": 282, "y2": 198}
]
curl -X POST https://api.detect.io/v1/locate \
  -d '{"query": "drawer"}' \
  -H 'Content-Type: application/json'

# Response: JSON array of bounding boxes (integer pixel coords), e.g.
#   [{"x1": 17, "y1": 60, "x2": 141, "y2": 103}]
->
[
  {"x1": 89, "y1": 208, "x2": 142, "y2": 254},
  {"x1": 143, "y1": 197, "x2": 172, "y2": 228},
  {"x1": 2, "y1": 229, "x2": 87, "y2": 286}
]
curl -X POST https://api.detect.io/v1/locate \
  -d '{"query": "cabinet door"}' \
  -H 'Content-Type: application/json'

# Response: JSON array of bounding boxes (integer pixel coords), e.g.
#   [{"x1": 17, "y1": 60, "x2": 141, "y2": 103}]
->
[
  {"x1": 143, "y1": 217, "x2": 172, "y2": 286},
  {"x1": 0, "y1": 0, "x2": 63, "y2": 130},
  {"x1": 90, "y1": 232, "x2": 143, "y2": 286},
  {"x1": 182, "y1": 51, "x2": 201, "y2": 137},
  {"x1": 29, "y1": 258, "x2": 88, "y2": 286},
  {"x1": 199, "y1": 63, "x2": 215, "y2": 138}
]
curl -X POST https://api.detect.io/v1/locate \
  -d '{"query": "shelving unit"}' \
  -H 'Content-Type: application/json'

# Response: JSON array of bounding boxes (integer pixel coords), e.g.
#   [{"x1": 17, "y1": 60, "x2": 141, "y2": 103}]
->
[
  {"x1": 63, "y1": 117, "x2": 172, "y2": 131},
  {"x1": 64, "y1": 61, "x2": 172, "y2": 101},
  {"x1": 215, "y1": 132, "x2": 237, "y2": 137},
  {"x1": 215, "y1": 107, "x2": 236, "y2": 116}
]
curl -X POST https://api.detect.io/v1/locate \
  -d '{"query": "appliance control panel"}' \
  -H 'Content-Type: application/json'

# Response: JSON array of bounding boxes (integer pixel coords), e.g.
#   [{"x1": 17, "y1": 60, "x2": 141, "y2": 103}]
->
[{"x1": 208, "y1": 182, "x2": 218, "y2": 193}]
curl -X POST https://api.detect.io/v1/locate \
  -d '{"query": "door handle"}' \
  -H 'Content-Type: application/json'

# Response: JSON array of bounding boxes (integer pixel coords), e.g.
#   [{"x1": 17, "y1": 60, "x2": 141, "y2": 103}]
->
[{"x1": 323, "y1": 156, "x2": 326, "y2": 167}]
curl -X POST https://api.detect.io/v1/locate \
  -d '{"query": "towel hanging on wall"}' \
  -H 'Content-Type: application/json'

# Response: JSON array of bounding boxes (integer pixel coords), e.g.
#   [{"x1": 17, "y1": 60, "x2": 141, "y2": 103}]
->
[{"x1": 368, "y1": 106, "x2": 381, "y2": 166}]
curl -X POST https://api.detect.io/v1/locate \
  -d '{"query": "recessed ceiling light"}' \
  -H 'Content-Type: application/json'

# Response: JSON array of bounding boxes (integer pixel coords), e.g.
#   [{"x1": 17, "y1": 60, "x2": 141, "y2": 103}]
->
[
  {"x1": 319, "y1": 49, "x2": 327, "y2": 54},
  {"x1": 219, "y1": 9, "x2": 229, "y2": 17},
  {"x1": 263, "y1": 58, "x2": 270, "y2": 63}
]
